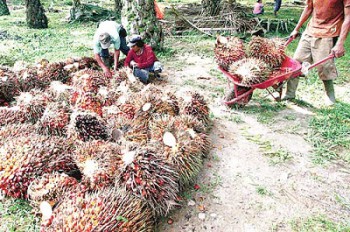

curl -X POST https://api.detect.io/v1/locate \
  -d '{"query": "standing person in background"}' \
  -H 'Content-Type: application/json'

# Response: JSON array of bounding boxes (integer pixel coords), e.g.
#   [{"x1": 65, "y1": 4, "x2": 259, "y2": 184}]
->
[
  {"x1": 124, "y1": 35, "x2": 163, "y2": 84},
  {"x1": 274, "y1": 0, "x2": 282, "y2": 16},
  {"x1": 253, "y1": 0, "x2": 264, "y2": 15},
  {"x1": 283, "y1": 0, "x2": 350, "y2": 106},
  {"x1": 93, "y1": 21, "x2": 130, "y2": 78}
]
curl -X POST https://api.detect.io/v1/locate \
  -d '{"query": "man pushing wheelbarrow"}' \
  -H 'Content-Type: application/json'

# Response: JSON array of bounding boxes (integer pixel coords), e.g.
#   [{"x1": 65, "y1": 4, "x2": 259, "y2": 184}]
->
[
  {"x1": 283, "y1": 0, "x2": 350, "y2": 106},
  {"x1": 216, "y1": 0, "x2": 349, "y2": 107}
]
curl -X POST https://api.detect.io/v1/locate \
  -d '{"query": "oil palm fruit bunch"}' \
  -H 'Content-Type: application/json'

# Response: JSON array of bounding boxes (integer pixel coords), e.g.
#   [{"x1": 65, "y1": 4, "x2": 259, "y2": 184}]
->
[
  {"x1": 173, "y1": 114, "x2": 211, "y2": 155},
  {"x1": 214, "y1": 35, "x2": 246, "y2": 71},
  {"x1": 38, "y1": 62, "x2": 69, "y2": 84},
  {"x1": 36, "y1": 102, "x2": 72, "y2": 136},
  {"x1": 0, "y1": 68, "x2": 20, "y2": 104},
  {"x1": 113, "y1": 67, "x2": 144, "y2": 92},
  {"x1": 133, "y1": 86, "x2": 178, "y2": 118},
  {"x1": 97, "y1": 86, "x2": 120, "y2": 107},
  {"x1": 46, "y1": 81, "x2": 75, "y2": 104},
  {"x1": 247, "y1": 36, "x2": 286, "y2": 69},
  {"x1": 42, "y1": 187, "x2": 155, "y2": 232},
  {"x1": 0, "y1": 90, "x2": 49, "y2": 126},
  {"x1": 0, "y1": 123, "x2": 37, "y2": 147},
  {"x1": 76, "y1": 56, "x2": 99, "y2": 70},
  {"x1": 178, "y1": 91, "x2": 210, "y2": 127},
  {"x1": 27, "y1": 172, "x2": 78, "y2": 208},
  {"x1": 117, "y1": 145, "x2": 179, "y2": 216},
  {"x1": 17, "y1": 67, "x2": 42, "y2": 92},
  {"x1": 149, "y1": 118, "x2": 204, "y2": 187},
  {"x1": 74, "y1": 91, "x2": 103, "y2": 116},
  {"x1": 0, "y1": 135, "x2": 77, "y2": 198},
  {"x1": 68, "y1": 111, "x2": 109, "y2": 141},
  {"x1": 229, "y1": 58, "x2": 272, "y2": 86},
  {"x1": 74, "y1": 140, "x2": 122, "y2": 191},
  {"x1": 72, "y1": 69, "x2": 107, "y2": 93},
  {"x1": 14, "y1": 89, "x2": 50, "y2": 124},
  {"x1": 0, "y1": 106, "x2": 28, "y2": 126}
]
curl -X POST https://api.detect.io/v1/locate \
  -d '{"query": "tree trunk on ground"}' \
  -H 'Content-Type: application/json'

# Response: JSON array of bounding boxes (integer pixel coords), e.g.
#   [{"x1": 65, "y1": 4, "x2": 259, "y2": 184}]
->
[
  {"x1": 25, "y1": 0, "x2": 48, "y2": 29},
  {"x1": 114, "y1": 0, "x2": 122, "y2": 13},
  {"x1": 121, "y1": 0, "x2": 163, "y2": 50},
  {"x1": 201, "y1": 0, "x2": 221, "y2": 16},
  {"x1": 0, "y1": 0, "x2": 10, "y2": 16}
]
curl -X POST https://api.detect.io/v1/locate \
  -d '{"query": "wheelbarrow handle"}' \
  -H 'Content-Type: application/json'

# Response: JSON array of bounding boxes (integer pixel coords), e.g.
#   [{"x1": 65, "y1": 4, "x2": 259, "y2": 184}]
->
[
  {"x1": 284, "y1": 36, "x2": 295, "y2": 47},
  {"x1": 308, "y1": 54, "x2": 335, "y2": 70},
  {"x1": 284, "y1": 33, "x2": 301, "y2": 47}
]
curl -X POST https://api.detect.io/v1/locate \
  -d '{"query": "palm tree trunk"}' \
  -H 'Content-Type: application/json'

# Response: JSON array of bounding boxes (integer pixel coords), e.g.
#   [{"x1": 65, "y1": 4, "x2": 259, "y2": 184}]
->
[
  {"x1": 0, "y1": 0, "x2": 10, "y2": 16},
  {"x1": 121, "y1": 0, "x2": 163, "y2": 50},
  {"x1": 25, "y1": 0, "x2": 48, "y2": 29}
]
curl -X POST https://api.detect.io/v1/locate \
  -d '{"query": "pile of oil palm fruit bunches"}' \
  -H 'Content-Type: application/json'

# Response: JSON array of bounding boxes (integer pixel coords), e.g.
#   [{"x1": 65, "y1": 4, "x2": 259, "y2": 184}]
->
[
  {"x1": 0, "y1": 56, "x2": 211, "y2": 231},
  {"x1": 214, "y1": 35, "x2": 287, "y2": 86}
]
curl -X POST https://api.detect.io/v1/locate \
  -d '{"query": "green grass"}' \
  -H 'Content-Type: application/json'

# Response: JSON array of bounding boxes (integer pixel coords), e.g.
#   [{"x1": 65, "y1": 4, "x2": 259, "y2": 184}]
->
[
  {"x1": 308, "y1": 102, "x2": 350, "y2": 164},
  {"x1": 0, "y1": 199, "x2": 40, "y2": 232},
  {"x1": 0, "y1": 9, "x2": 96, "y2": 66},
  {"x1": 291, "y1": 216, "x2": 350, "y2": 232}
]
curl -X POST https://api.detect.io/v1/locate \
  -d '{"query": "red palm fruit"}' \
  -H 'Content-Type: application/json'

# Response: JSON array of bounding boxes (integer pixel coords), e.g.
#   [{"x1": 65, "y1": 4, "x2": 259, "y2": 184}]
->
[{"x1": 42, "y1": 187, "x2": 155, "y2": 231}]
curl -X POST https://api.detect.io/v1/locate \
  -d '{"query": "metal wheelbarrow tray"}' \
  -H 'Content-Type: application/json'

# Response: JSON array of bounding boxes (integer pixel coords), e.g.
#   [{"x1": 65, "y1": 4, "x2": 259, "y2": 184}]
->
[{"x1": 219, "y1": 56, "x2": 302, "y2": 107}]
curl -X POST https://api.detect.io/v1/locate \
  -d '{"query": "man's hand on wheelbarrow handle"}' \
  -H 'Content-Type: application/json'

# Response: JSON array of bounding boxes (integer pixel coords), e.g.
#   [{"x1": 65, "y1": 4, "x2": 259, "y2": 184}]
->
[{"x1": 284, "y1": 31, "x2": 301, "y2": 47}]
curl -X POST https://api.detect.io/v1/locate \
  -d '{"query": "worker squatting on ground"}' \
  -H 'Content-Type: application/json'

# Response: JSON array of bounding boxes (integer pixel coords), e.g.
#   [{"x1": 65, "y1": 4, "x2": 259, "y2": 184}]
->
[
  {"x1": 124, "y1": 35, "x2": 163, "y2": 84},
  {"x1": 93, "y1": 21, "x2": 130, "y2": 78},
  {"x1": 284, "y1": 0, "x2": 350, "y2": 106}
]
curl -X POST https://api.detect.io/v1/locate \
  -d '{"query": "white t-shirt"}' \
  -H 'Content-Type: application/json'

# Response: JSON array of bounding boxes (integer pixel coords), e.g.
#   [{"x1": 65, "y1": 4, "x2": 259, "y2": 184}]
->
[{"x1": 93, "y1": 21, "x2": 122, "y2": 54}]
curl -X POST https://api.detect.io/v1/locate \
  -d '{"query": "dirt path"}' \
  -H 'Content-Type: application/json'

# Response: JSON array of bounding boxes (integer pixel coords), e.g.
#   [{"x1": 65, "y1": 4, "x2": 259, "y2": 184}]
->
[{"x1": 156, "y1": 53, "x2": 350, "y2": 232}]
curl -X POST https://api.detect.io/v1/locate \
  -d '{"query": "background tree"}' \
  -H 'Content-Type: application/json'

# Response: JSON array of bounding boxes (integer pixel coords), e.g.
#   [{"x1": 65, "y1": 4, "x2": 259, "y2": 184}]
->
[
  {"x1": 0, "y1": 0, "x2": 10, "y2": 16},
  {"x1": 25, "y1": 0, "x2": 48, "y2": 28},
  {"x1": 121, "y1": 0, "x2": 163, "y2": 50},
  {"x1": 114, "y1": 0, "x2": 122, "y2": 13}
]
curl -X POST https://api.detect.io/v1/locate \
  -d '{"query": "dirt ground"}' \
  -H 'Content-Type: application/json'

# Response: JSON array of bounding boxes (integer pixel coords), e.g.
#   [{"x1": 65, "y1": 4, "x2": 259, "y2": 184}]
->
[{"x1": 155, "y1": 52, "x2": 350, "y2": 232}]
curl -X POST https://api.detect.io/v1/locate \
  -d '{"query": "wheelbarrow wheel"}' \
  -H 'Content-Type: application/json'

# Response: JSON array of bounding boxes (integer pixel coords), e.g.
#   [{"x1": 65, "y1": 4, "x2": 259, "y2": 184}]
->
[{"x1": 225, "y1": 86, "x2": 253, "y2": 108}]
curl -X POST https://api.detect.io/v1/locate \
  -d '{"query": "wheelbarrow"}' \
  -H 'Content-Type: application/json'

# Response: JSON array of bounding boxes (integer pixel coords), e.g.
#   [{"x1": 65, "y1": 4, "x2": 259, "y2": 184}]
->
[{"x1": 219, "y1": 37, "x2": 335, "y2": 107}]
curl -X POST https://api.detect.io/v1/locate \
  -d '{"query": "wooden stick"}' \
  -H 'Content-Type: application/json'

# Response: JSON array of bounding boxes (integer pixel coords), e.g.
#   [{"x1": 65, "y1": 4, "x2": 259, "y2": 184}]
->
[{"x1": 171, "y1": 5, "x2": 213, "y2": 37}]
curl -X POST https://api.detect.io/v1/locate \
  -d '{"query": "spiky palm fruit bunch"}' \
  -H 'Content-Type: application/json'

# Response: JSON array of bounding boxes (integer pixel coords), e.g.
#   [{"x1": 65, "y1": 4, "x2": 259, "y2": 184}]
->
[
  {"x1": 71, "y1": 69, "x2": 107, "y2": 93},
  {"x1": 14, "y1": 89, "x2": 50, "y2": 123},
  {"x1": 132, "y1": 85, "x2": 178, "y2": 119},
  {"x1": 96, "y1": 86, "x2": 120, "y2": 107},
  {"x1": 0, "y1": 69, "x2": 20, "y2": 105},
  {"x1": 173, "y1": 114, "x2": 211, "y2": 155},
  {"x1": 214, "y1": 35, "x2": 246, "y2": 71},
  {"x1": 17, "y1": 68, "x2": 42, "y2": 92},
  {"x1": 68, "y1": 111, "x2": 109, "y2": 141},
  {"x1": 0, "y1": 91, "x2": 49, "y2": 126},
  {"x1": 117, "y1": 145, "x2": 179, "y2": 216},
  {"x1": 42, "y1": 187, "x2": 155, "y2": 232},
  {"x1": 247, "y1": 36, "x2": 286, "y2": 69},
  {"x1": 112, "y1": 67, "x2": 144, "y2": 92},
  {"x1": 0, "y1": 123, "x2": 37, "y2": 147},
  {"x1": 27, "y1": 172, "x2": 78, "y2": 208},
  {"x1": 148, "y1": 117, "x2": 204, "y2": 187},
  {"x1": 0, "y1": 106, "x2": 27, "y2": 126},
  {"x1": 36, "y1": 102, "x2": 72, "y2": 136},
  {"x1": 74, "y1": 91, "x2": 103, "y2": 116},
  {"x1": 178, "y1": 91, "x2": 210, "y2": 127},
  {"x1": 229, "y1": 57, "x2": 272, "y2": 86},
  {"x1": 76, "y1": 56, "x2": 99, "y2": 70},
  {"x1": 74, "y1": 141, "x2": 122, "y2": 191},
  {"x1": 37, "y1": 62, "x2": 69, "y2": 84},
  {"x1": 46, "y1": 81, "x2": 75, "y2": 104},
  {"x1": 0, "y1": 136, "x2": 77, "y2": 198}
]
